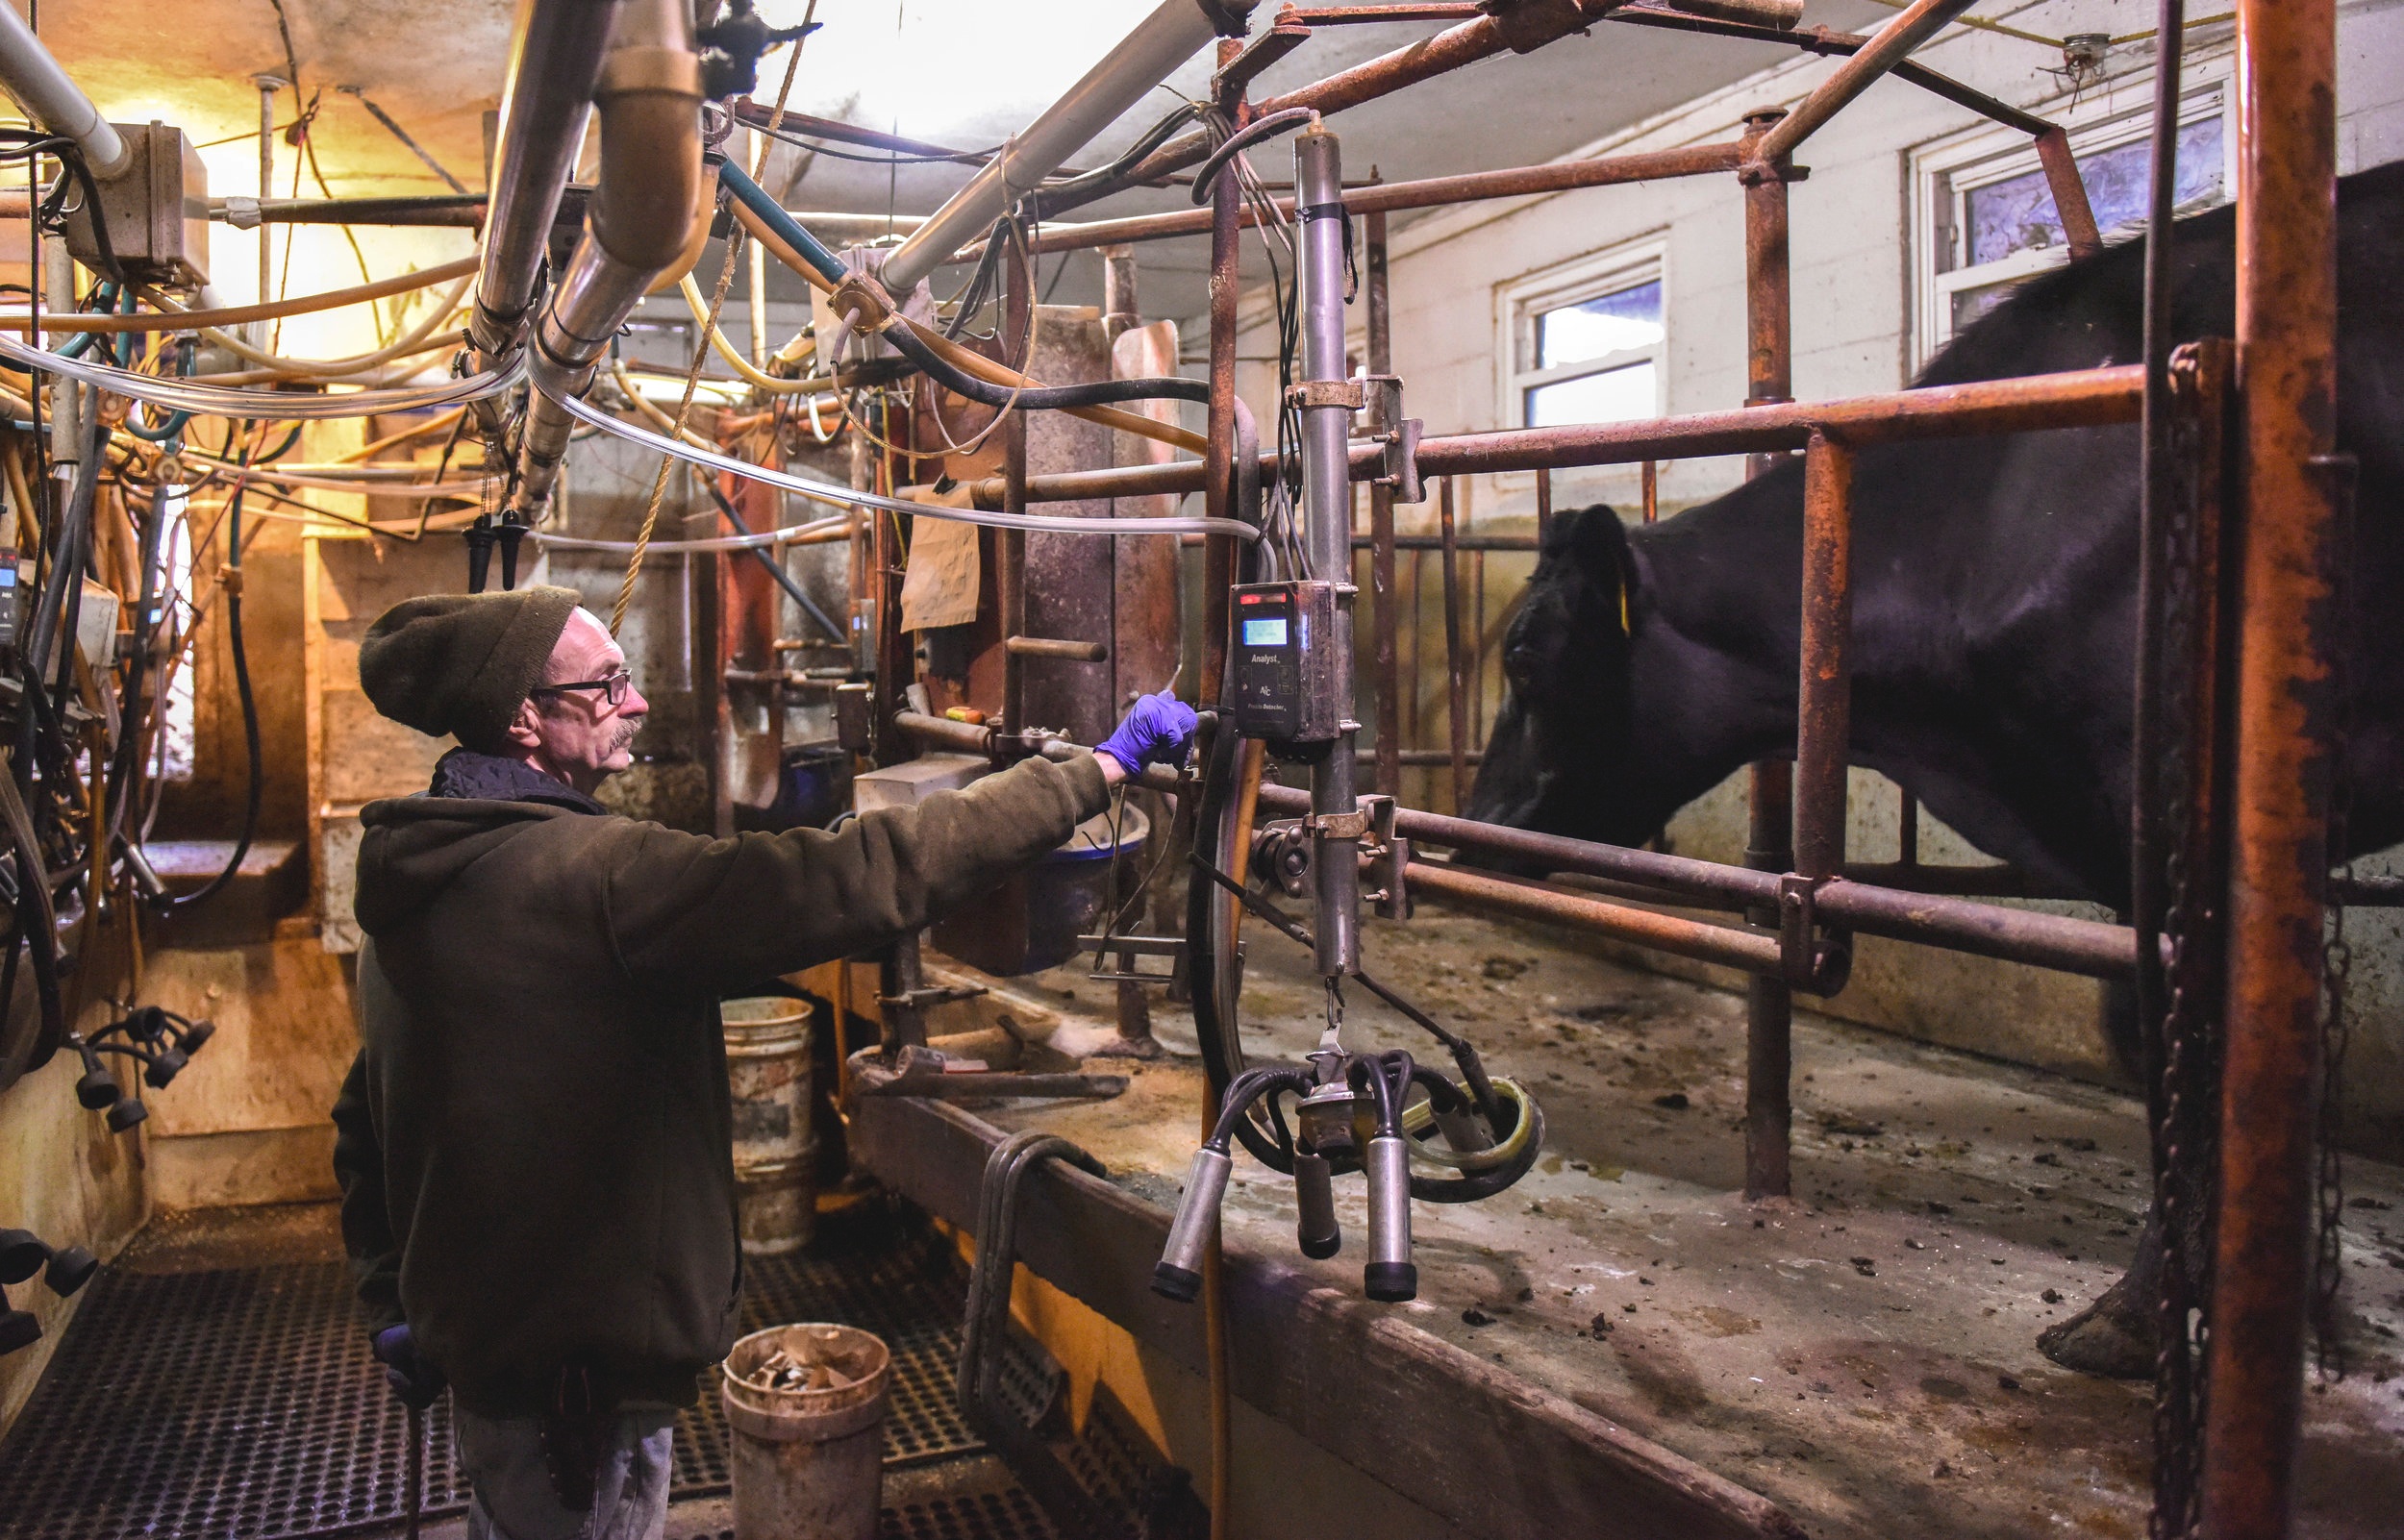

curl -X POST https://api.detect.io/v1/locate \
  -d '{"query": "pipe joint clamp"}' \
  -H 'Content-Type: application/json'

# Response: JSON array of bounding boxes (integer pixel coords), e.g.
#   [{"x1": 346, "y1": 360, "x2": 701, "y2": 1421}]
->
[
  {"x1": 1286, "y1": 378, "x2": 1363, "y2": 412},
  {"x1": 596, "y1": 45, "x2": 705, "y2": 101}
]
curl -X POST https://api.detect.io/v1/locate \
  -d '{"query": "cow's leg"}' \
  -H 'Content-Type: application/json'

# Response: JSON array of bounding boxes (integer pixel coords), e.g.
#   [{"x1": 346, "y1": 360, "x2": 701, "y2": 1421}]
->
[{"x1": 2039, "y1": 1203, "x2": 2165, "y2": 1378}]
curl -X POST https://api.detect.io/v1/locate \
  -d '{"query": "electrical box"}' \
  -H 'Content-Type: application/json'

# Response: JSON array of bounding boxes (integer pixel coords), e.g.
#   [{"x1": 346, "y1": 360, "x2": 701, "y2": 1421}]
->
[
  {"x1": 65, "y1": 123, "x2": 210, "y2": 289},
  {"x1": 1228, "y1": 580, "x2": 1345, "y2": 745}
]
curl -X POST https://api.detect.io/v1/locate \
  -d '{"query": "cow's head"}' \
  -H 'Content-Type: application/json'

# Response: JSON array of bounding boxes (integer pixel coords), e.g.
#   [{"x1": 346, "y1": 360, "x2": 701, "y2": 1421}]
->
[{"x1": 1463, "y1": 505, "x2": 1652, "y2": 859}]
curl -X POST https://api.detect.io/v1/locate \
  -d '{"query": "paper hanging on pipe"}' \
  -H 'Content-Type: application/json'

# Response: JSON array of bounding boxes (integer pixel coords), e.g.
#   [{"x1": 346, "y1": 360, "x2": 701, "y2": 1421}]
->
[{"x1": 899, "y1": 484, "x2": 982, "y2": 632}]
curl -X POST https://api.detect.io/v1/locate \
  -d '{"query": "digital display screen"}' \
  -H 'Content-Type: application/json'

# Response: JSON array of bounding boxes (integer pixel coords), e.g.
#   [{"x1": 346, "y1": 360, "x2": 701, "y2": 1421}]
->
[{"x1": 1241, "y1": 616, "x2": 1289, "y2": 647}]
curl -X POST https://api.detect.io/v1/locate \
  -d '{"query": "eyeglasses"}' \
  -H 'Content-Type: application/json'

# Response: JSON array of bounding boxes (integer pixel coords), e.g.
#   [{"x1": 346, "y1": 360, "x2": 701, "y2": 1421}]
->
[{"x1": 530, "y1": 668, "x2": 634, "y2": 708}]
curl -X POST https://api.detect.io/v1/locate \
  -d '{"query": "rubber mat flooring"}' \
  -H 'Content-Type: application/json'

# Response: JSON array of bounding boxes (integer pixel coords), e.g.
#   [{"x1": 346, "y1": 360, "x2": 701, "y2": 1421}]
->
[{"x1": 0, "y1": 1223, "x2": 1030, "y2": 1540}]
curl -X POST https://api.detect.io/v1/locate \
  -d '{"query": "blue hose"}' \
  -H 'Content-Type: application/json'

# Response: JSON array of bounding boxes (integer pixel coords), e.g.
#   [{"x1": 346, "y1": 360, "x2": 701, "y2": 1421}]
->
[
  {"x1": 49, "y1": 283, "x2": 115, "y2": 361},
  {"x1": 716, "y1": 159, "x2": 846, "y2": 286},
  {"x1": 122, "y1": 329, "x2": 192, "y2": 443}
]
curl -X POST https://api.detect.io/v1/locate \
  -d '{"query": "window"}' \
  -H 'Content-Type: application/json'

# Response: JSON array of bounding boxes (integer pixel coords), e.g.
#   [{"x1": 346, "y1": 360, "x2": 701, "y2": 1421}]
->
[
  {"x1": 1503, "y1": 245, "x2": 1665, "y2": 434},
  {"x1": 1910, "y1": 63, "x2": 2234, "y2": 364}
]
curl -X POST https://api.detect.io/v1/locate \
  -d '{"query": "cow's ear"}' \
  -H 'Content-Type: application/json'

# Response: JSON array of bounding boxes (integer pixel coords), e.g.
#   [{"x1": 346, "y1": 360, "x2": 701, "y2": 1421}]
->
[{"x1": 1540, "y1": 504, "x2": 1627, "y2": 566}]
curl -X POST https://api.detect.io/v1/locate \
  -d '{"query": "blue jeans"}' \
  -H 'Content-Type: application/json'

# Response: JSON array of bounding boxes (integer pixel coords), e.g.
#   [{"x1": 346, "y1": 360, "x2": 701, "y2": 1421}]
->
[{"x1": 453, "y1": 1405, "x2": 678, "y2": 1540}]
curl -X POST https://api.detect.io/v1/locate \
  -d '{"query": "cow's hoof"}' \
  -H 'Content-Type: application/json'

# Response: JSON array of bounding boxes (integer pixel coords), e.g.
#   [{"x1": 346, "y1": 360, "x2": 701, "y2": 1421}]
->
[{"x1": 2037, "y1": 1284, "x2": 2156, "y2": 1379}]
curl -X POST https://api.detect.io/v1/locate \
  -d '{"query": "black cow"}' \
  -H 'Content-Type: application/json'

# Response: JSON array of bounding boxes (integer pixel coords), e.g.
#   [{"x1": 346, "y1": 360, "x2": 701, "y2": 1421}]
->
[{"x1": 1463, "y1": 160, "x2": 2404, "y2": 1375}]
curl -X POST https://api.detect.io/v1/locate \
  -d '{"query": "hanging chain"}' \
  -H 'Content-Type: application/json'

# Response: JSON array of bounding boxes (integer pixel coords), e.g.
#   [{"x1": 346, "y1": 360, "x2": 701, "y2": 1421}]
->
[
  {"x1": 2147, "y1": 347, "x2": 2223, "y2": 1540},
  {"x1": 2311, "y1": 449, "x2": 2362, "y2": 1381}
]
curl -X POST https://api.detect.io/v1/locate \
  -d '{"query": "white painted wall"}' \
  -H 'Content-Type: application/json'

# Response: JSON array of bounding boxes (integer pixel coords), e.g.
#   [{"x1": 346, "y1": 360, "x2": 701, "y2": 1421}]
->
[{"x1": 1213, "y1": 1, "x2": 2404, "y2": 1154}]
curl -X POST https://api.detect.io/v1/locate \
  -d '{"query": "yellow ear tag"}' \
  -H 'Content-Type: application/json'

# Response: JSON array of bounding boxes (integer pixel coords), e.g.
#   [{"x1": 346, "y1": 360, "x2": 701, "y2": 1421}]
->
[{"x1": 1619, "y1": 588, "x2": 1631, "y2": 636}]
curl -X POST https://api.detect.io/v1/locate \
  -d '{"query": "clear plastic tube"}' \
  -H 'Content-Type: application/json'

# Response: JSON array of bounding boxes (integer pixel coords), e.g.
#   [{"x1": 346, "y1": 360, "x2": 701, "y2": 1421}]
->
[
  {"x1": 533, "y1": 512, "x2": 852, "y2": 554},
  {"x1": 540, "y1": 377, "x2": 1259, "y2": 541},
  {"x1": 0, "y1": 331, "x2": 524, "y2": 418}
]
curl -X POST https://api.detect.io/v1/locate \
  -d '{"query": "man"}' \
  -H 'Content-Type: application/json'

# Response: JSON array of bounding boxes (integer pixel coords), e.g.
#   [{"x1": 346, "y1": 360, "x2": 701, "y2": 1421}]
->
[{"x1": 331, "y1": 585, "x2": 1193, "y2": 1540}]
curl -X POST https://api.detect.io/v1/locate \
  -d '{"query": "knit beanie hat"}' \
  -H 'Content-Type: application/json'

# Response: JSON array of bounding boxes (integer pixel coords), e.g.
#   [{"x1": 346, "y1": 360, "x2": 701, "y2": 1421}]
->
[{"x1": 358, "y1": 586, "x2": 583, "y2": 754}]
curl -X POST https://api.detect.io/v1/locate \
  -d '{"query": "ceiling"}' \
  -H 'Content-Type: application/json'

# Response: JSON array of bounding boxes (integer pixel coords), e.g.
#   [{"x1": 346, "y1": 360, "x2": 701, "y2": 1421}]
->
[{"x1": 28, "y1": 0, "x2": 1908, "y2": 319}]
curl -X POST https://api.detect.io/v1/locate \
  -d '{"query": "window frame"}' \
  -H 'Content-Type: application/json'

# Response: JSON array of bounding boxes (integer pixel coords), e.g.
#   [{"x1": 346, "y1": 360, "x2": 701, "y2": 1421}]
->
[
  {"x1": 1908, "y1": 56, "x2": 2235, "y2": 368},
  {"x1": 1495, "y1": 236, "x2": 1668, "y2": 438}
]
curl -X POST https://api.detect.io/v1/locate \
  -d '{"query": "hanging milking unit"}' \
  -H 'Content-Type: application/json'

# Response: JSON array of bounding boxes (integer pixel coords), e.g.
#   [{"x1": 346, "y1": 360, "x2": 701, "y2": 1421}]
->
[{"x1": 1159, "y1": 122, "x2": 1544, "y2": 1307}]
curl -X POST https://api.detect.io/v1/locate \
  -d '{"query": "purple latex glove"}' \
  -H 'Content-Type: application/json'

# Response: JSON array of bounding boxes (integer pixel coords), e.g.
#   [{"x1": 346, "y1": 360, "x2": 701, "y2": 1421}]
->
[
  {"x1": 1097, "y1": 690, "x2": 1199, "y2": 776},
  {"x1": 371, "y1": 1322, "x2": 446, "y2": 1409}
]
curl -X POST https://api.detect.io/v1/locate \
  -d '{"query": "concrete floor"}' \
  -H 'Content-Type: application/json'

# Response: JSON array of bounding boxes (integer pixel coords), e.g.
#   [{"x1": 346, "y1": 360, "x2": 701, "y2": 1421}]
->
[{"x1": 944, "y1": 906, "x2": 2404, "y2": 1540}]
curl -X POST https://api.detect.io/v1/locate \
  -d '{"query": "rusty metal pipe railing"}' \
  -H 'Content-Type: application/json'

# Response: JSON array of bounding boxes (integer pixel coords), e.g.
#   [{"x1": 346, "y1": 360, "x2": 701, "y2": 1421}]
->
[
  {"x1": 1247, "y1": 779, "x2": 2149, "y2": 979},
  {"x1": 2033, "y1": 127, "x2": 2105, "y2": 260},
  {"x1": 1751, "y1": 0, "x2": 1981, "y2": 167},
  {"x1": 1067, "y1": 0, "x2": 1628, "y2": 213},
  {"x1": 1792, "y1": 431, "x2": 1856, "y2": 881},
  {"x1": 886, "y1": 705, "x2": 2147, "y2": 983},
  {"x1": 1739, "y1": 107, "x2": 1800, "y2": 1199},
  {"x1": 1005, "y1": 635, "x2": 1109, "y2": 662},
  {"x1": 1439, "y1": 478, "x2": 1468, "y2": 810},
  {"x1": 2201, "y1": 0, "x2": 2343, "y2": 1533},
  {"x1": 962, "y1": 141, "x2": 1743, "y2": 261},
  {"x1": 1402, "y1": 860, "x2": 1802, "y2": 981},
  {"x1": 972, "y1": 364, "x2": 2148, "y2": 508}
]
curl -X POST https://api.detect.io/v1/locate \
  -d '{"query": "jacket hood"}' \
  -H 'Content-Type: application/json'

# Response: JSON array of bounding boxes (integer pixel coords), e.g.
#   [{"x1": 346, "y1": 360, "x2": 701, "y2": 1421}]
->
[{"x1": 354, "y1": 796, "x2": 580, "y2": 936}]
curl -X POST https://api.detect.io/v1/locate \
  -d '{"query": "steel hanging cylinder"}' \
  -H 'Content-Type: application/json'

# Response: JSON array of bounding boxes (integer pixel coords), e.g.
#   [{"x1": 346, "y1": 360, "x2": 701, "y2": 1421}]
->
[
  {"x1": 1292, "y1": 1151, "x2": 1341, "y2": 1259},
  {"x1": 1363, "y1": 1133, "x2": 1415, "y2": 1301},
  {"x1": 470, "y1": 0, "x2": 626, "y2": 356},
  {"x1": 1295, "y1": 122, "x2": 1363, "y2": 981},
  {"x1": 0, "y1": 5, "x2": 129, "y2": 179},
  {"x1": 510, "y1": 0, "x2": 704, "y2": 517},
  {"x1": 1153, "y1": 1146, "x2": 1234, "y2": 1302},
  {"x1": 874, "y1": 0, "x2": 1261, "y2": 302}
]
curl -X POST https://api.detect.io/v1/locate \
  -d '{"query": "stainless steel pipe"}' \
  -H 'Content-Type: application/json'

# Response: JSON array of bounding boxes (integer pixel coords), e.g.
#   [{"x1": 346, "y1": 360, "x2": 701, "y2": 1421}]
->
[
  {"x1": 0, "y1": 5, "x2": 128, "y2": 179},
  {"x1": 1296, "y1": 124, "x2": 1362, "y2": 981},
  {"x1": 471, "y1": 0, "x2": 626, "y2": 356},
  {"x1": 875, "y1": 0, "x2": 1258, "y2": 298},
  {"x1": 512, "y1": 0, "x2": 703, "y2": 516}
]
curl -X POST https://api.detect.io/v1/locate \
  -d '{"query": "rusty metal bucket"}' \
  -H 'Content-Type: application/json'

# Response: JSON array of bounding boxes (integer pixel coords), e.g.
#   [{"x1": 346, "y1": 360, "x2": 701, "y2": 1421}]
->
[{"x1": 722, "y1": 1323, "x2": 891, "y2": 1540}]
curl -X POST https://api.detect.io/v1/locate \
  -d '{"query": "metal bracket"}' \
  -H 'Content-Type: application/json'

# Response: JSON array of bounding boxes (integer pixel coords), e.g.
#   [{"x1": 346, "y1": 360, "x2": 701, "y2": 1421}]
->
[
  {"x1": 1776, "y1": 874, "x2": 1817, "y2": 982},
  {"x1": 828, "y1": 271, "x2": 898, "y2": 334},
  {"x1": 1307, "y1": 807, "x2": 1370, "y2": 841},
  {"x1": 848, "y1": 1044, "x2": 1127, "y2": 1102},
  {"x1": 1360, "y1": 375, "x2": 1424, "y2": 503},
  {"x1": 1362, "y1": 795, "x2": 1412, "y2": 919},
  {"x1": 1775, "y1": 874, "x2": 1853, "y2": 994},
  {"x1": 1287, "y1": 378, "x2": 1365, "y2": 412}
]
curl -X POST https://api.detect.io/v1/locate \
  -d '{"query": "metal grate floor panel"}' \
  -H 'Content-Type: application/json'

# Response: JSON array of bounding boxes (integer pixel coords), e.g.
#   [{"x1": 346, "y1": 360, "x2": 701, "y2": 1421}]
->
[{"x1": 0, "y1": 1223, "x2": 987, "y2": 1540}]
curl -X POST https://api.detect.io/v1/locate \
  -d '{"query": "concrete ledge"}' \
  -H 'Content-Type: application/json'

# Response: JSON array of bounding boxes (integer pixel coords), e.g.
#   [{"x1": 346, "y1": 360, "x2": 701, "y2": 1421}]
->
[
  {"x1": 148, "y1": 1125, "x2": 339, "y2": 1210},
  {"x1": 849, "y1": 1094, "x2": 1804, "y2": 1540}
]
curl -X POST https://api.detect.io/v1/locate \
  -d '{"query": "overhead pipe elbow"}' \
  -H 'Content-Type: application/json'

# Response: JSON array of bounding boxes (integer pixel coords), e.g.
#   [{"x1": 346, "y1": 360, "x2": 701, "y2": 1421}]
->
[
  {"x1": 0, "y1": 6, "x2": 129, "y2": 180},
  {"x1": 513, "y1": 0, "x2": 703, "y2": 517},
  {"x1": 588, "y1": 47, "x2": 706, "y2": 272},
  {"x1": 469, "y1": 0, "x2": 626, "y2": 359}
]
